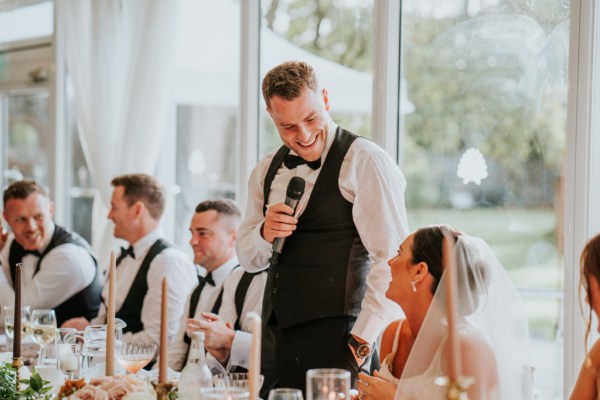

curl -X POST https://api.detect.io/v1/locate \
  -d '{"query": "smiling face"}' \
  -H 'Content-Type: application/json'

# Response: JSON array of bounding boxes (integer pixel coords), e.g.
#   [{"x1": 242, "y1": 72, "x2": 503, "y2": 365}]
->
[
  {"x1": 189, "y1": 210, "x2": 236, "y2": 272},
  {"x1": 107, "y1": 186, "x2": 138, "y2": 243},
  {"x1": 3, "y1": 192, "x2": 54, "y2": 250},
  {"x1": 267, "y1": 87, "x2": 330, "y2": 162}
]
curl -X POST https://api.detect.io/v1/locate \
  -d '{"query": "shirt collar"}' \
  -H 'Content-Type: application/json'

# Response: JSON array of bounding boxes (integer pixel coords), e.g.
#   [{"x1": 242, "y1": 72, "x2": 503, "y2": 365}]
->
[
  {"x1": 203, "y1": 256, "x2": 238, "y2": 287},
  {"x1": 131, "y1": 227, "x2": 164, "y2": 259}
]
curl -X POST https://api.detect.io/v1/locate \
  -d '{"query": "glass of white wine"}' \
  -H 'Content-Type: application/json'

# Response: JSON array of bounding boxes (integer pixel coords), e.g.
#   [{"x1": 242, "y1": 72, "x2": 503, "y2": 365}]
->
[
  {"x1": 30, "y1": 309, "x2": 57, "y2": 366},
  {"x1": 115, "y1": 342, "x2": 157, "y2": 375},
  {"x1": 3, "y1": 305, "x2": 32, "y2": 341}
]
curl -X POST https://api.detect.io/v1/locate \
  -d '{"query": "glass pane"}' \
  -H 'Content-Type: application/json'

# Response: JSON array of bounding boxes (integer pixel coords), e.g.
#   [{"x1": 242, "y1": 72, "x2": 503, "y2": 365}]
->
[
  {"x1": 173, "y1": 0, "x2": 240, "y2": 246},
  {"x1": 259, "y1": 0, "x2": 374, "y2": 157},
  {"x1": 0, "y1": 2, "x2": 53, "y2": 44},
  {"x1": 399, "y1": 1, "x2": 569, "y2": 398},
  {"x1": 68, "y1": 83, "x2": 95, "y2": 244},
  {"x1": 5, "y1": 91, "x2": 50, "y2": 187}
]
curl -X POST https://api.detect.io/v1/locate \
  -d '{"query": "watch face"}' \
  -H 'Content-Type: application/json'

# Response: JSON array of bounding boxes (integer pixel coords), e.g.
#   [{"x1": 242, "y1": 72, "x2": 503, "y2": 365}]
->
[{"x1": 357, "y1": 344, "x2": 370, "y2": 358}]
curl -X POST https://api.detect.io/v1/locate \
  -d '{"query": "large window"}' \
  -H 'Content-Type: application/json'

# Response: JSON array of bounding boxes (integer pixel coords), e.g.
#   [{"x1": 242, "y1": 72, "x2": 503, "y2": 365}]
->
[
  {"x1": 173, "y1": 0, "x2": 241, "y2": 247},
  {"x1": 398, "y1": 1, "x2": 569, "y2": 398}
]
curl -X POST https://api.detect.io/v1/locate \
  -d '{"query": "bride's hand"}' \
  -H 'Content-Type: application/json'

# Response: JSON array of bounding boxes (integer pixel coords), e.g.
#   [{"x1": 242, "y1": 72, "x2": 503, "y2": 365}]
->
[{"x1": 356, "y1": 371, "x2": 397, "y2": 400}]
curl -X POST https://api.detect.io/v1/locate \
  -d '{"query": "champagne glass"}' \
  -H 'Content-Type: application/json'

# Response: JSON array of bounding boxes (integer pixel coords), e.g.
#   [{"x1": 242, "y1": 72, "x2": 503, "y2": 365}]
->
[
  {"x1": 30, "y1": 309, "x2": 57, "y2": 366},
  {"x1": 268, "y1": 388, "x2": 305, "y2": 400},
  {"x1": 115, "y1": 342, "x2": 157, "y2": 375},
  {"x1": 3, "y1": 305, "x2": 31, "y2": 341},
  {"x1": 213, "y1": 372, "x2": 264, "y2": 389},
  {"x1": 306, "y1": 369, "x2": 350, "y2": 400}
]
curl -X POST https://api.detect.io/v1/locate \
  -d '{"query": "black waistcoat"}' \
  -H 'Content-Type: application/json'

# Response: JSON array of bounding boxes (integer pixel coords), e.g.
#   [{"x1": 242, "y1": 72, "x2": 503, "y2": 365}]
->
[
  {"x1": 8, "y1": 225, "x2": 102, "y2": 326},
  {"x1": 262, "y1": 127, "x2": 370, "y2": 329},
  {"x1": 116, "y1": 239, "x2": 169, "y2": 334}
]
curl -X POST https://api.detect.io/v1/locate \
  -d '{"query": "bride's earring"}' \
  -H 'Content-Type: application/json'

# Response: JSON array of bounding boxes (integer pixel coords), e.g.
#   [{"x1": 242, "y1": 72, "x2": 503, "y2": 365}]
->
[{"x1": 410, "y1": 280, "x2": 417, "y2": 293}]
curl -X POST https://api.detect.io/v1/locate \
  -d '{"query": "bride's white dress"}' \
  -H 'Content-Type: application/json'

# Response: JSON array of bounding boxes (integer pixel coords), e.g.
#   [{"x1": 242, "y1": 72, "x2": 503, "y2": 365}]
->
[
  {"x1": 378, "y1": 320, "x2": 445, "y2": 400},
  {"x1": 379, "y1": 320, "x2": 505, "y2": 400}
]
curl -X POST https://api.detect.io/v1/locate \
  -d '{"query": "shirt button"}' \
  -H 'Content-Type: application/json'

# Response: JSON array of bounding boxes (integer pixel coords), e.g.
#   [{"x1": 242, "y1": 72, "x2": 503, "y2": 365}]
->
[
  {"x1": 275, "y1": 272, "x2": 280, "y2": 278},
  {"x1": 239, "y1": 360, "x2": 245, "y2": 365},
  {"x1": 273, "y1": 288, "x2": 278, "y2": 294}
]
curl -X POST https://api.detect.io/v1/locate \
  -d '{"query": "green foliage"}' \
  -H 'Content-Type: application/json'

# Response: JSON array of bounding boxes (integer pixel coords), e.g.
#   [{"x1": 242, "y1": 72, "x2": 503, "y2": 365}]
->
[{"x1": 0, "y1": 363, "x2": 53, "y2": 400}]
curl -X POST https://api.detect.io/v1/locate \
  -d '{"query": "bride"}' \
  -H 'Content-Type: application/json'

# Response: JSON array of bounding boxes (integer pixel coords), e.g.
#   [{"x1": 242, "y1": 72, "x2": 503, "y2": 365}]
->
[
  {"x1": 355, "y1": 225, "x2": 533, "y2": 400},
  {"x1": 570, "y1": 233, "x2": 600, "y2": 399}
]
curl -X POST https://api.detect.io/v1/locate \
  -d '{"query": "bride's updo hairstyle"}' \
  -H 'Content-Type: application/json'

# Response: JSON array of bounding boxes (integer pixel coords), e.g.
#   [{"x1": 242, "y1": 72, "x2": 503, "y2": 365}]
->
[
  {"x1": 411, "y1": 224, "x2": 461, "y2": 295},
  {"x1": 412, "y1": 224, "x2": 492, "y2": 315},
  {"x1": 580, "y1": 233, "x2": 600, "y2": 352}
]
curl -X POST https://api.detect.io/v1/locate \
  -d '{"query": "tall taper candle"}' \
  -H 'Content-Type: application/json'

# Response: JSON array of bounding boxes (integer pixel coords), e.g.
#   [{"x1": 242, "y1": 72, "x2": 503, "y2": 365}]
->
[
  {"x1": 13, "y1": 263, "x2": 22, "y2": 358},
  {"x1": 247, "y1": 311, "x2": 261, "y2": 400},
  {"x1": 105, "y1": 251, "x2": 116, "y2": 376},
  {"x1": 442, "y1": 235, "x2": 461, "y2": 381},
  {"x1": 159, "y1": 278, "x2": 168, "y2": 383}
]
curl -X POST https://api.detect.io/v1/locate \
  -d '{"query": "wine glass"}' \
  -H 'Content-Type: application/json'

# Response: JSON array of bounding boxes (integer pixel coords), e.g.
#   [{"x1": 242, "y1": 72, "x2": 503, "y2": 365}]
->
[
  {"x1": 3, "y1": 305, "x2": 31, "y2": 341},
  {"x1": 268, "y1": 388, "x2": 305, "y2": 400},
  {"x1": 115, "y1": 342, "x2": 157, "y2": 375},
  {"x1": 30, "y1": 309, "x2": 57, "y2": 366},
  {"x1": 306, "y1": 369, "x2": 350, "y2": 400}
]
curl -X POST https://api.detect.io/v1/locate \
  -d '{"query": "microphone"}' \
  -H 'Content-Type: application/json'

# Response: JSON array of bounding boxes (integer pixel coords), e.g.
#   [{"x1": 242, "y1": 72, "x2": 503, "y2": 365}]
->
[{"x1": 270, "y1": 176, "x2": 305, "y2": 265}]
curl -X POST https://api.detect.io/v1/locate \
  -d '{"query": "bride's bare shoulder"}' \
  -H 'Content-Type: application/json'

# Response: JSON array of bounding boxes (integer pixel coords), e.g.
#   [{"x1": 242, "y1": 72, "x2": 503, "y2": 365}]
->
[{"x1": 380, "y1": 319, "x2": 404, "y2": 359}]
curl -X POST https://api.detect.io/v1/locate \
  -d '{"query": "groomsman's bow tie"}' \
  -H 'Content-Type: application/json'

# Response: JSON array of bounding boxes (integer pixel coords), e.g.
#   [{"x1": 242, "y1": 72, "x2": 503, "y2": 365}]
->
[
  {"x1": 116, "y1": 246, "x2": 135, "y2": 265},
  {"x1": 283, "y1": 154, "x2": 321, "y2": 170},
  {"x1": 200, "y1": 272, "x2": 216, "y2": 287},
  {"x1": 22, "y1": 249, "x2": 42, "y2": 257}
]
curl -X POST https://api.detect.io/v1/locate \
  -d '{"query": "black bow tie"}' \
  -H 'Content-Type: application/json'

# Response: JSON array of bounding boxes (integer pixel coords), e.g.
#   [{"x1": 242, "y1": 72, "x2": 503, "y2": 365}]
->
[
  {"x1": 22, "y1": 249, "x2": 42, "y2": 257},
  {"x1": 116, "y1": 246, "x2": 135, "y2": 266},
  {"x1": 283, "y1": 154, "x2": 321, "y2": 170},
  {"x1": 200, "y1": 272, "x2": 216, "y2": 287}
]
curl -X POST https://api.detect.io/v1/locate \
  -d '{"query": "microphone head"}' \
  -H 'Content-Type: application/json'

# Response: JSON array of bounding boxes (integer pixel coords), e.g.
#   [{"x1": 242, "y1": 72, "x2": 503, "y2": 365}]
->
[{"x1": 287, "y1": 177, "x2": 305, "y2": 200}]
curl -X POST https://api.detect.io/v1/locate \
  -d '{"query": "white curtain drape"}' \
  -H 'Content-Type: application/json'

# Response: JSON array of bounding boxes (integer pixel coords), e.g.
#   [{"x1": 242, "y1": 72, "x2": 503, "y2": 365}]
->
[{"x1": 58, "y1": 0, "x2": 180, "y2": 260}]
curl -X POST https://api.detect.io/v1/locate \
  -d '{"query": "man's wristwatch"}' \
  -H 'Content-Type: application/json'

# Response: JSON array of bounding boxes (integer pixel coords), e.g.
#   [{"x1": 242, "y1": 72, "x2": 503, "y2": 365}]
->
[{"x1": 348, "y1": 335, "x2": 371, "y2": 359}]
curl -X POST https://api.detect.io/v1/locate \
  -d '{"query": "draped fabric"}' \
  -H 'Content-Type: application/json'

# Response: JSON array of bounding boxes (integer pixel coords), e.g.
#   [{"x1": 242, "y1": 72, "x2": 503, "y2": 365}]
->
[
  {"x1": 57, "y1": 0, "x2": 180, "y2": 261},
  {"x1": 396, "y1": 235, "x2": 533, "y2": 399}
]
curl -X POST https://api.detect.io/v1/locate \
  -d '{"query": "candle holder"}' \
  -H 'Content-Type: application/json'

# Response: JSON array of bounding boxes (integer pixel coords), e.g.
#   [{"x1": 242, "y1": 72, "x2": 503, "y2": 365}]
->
[
  {"x1": 435, "y1": 375, "x2": 475, "y2": 400},
  {"x1": 11, "y1": 357, "x2": 23, "y2": 392},
  {"x1": 152, "y1": 381, "x2": 176, "y2": 400}
]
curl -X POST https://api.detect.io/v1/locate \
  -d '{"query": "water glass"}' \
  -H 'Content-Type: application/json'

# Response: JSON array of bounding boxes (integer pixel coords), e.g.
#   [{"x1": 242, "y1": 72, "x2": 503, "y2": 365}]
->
[
  {"x1": 199, "y1": 387, "x2": 249, "y2": 399},
  {"x1": 306, "y1": 369, "x2": 350, "y2": 400},
  {"x1": 268, "y1": 388, "x2": 304, "y2": 400},
  {"x1": 55, "y1": 328, "x2": 81, "y2": 379},
  {"x1": 57, "y1": 342, "x2": 82, "y2": 379}
]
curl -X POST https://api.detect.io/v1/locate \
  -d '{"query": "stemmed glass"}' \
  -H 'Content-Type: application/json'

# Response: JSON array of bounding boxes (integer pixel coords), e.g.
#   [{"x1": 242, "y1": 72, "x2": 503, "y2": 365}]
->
[
  {"x1": 30, "y1": 309, "x2": 57, "y2": 366},
  {"x1": 268, "y1": 388, "x2": 305, "y2": 400},
  {"x1": 115, "y1": 342, "x2": 157, "y2": 375},
  {"x1": 3, "y1": 305, "x2": 31, "y2": 341}
]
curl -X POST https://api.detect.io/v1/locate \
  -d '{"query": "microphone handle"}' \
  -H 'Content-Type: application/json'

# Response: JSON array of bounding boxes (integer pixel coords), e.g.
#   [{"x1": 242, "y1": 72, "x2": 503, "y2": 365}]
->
[{"x1": 270, "y1": 196, "x2": 301, "y2": 264}]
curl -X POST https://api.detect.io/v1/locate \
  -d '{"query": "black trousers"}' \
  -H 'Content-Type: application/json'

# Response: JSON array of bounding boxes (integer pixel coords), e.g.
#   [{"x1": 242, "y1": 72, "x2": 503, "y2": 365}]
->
[{"x1": 260, "y1": 314, "x2": 379, "y2": 398}]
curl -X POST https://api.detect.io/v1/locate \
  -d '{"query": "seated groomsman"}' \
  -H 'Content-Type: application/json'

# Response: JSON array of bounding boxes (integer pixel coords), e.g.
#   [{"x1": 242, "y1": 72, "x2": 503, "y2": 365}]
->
[
  {"x1": 0, "y1": 180, "x2": 101, "y2": 325},
  {"x1": 63, "y1": 174, "x2": 197, "y2": 347},
  {"x1": 168, "y1": 199, "x2": 266, "y2": 373}
]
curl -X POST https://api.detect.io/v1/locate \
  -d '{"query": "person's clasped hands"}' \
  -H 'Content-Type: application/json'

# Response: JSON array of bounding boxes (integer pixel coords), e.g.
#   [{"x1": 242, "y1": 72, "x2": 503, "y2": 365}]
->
[{"x1": 187, "y1": 312, "x2": 236, "y2": 363}]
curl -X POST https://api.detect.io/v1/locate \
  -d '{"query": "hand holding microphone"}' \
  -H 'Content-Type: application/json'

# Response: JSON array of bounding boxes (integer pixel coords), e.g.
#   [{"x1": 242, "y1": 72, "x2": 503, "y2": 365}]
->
[{"x1": 262, "y1": 177, "x2": 305, "y2": 264}]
